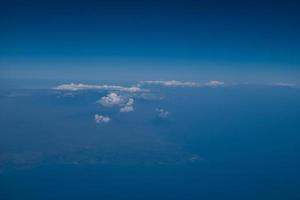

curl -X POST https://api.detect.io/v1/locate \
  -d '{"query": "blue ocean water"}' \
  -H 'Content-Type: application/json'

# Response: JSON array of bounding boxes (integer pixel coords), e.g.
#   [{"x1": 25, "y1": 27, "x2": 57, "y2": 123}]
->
[{"x1": 0, "y1": 84, "x2": 300, "y2": 199}]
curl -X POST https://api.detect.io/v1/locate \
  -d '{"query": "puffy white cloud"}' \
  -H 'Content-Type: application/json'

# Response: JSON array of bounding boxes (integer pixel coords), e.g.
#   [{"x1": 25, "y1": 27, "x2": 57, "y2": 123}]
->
[
  {"x1": 53, "y1": 83, "x2": 144, "y2": 92},
  {"x1": 139, "y1": 80, "x2": 200, "y2": 87},
  {"x1": 126, "y1": 98, "x2": 134, "y2": 106},
  {"x1": 120, "y1": 106, "x2": 134, "y2": 112},
  {"x1": 156, "y1": 108, "x2": 169, "y2": 119},
  {"x1": 98, "y1": 93, "x2": 126, "y2": 107},
  {"x1": 94, "y1": 114, "x2": 111, "y2": 123},
  {"x1": 120, "y1": 98, "x2": 134, "y2": 112},
  {"x1": 98, "y1": 93, "x2": 135, "y2": 112},
  {"x1": 204, "y1": 80, "x2": 225, "y2": 87}
]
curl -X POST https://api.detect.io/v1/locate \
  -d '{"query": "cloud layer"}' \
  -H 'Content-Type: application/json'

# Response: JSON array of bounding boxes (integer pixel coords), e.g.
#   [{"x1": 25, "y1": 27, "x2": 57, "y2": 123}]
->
[
  {"x1": 139, "y1": 80, "x2": 227, "y2": 88},
  {"x1": 54, "y1": 83, "x2": 144, "y2": 92},
  {"x1": 54, "y1": 80, "x2": 297, "y2": 124},
  {"x1": 139, "y1": 80, "x2": 200, "y2": 87},
  {"x1": 204, "y1": 80, "x2": 225, "y2": 87},
  {"x1": 53, "y1": 80, "x2": 228, "y2": 95},
  {"x1": 270, "y1": 82, "x2": 296, "y2": 87}
]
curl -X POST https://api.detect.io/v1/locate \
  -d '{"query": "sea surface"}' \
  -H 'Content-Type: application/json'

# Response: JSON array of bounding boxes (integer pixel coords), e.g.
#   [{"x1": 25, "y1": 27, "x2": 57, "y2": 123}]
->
[{"x1": 1, "y1": 83, "x2": 300, "y2": 199}]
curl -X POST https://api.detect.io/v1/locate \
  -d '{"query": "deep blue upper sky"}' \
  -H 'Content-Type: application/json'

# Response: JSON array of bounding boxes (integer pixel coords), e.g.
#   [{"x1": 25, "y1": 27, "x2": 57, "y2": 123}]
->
[{"x1": 1, "y1": 0, "x2": 300, "y2": 82}]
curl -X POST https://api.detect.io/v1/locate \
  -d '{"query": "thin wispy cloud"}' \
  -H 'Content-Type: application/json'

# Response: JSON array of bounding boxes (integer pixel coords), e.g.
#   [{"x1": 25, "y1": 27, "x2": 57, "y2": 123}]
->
[
  {"x1": 269, "y1": 82, "x2": 296, "y2": 87},
  {"x1": 156, "y1": 108, "x2": 169, "y2": 119},
  {"x1": 139, "y1": 80, "x2": 228, "y2": 88},
  {"x1": 139, "y1": 80, "x2": 200, "y2": 87},
  {"x1": 204, "y1": 80, "x2": 225, "y2": 87}
]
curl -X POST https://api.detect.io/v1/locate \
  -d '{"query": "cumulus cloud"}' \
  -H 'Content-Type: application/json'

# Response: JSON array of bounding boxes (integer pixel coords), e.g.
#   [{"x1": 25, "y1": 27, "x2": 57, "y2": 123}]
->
[
  {"x1": 53, "y1": 83, "x2": 144, "y2": 93},
  {"x1": 156, "y1": 108, "x2": 169, "y2": 119},
  {"x1": 120, "y1": 98, "x2": 134, "y2": 112},
  {"x1": 98, "y1": 93, "x2": 126, "y2": 107},
  {"x1": 139, "y1": 80, "x2": 200, "y2": 87},
  {"x1": 98, "y1": 93, "x2": 135, "y2": 112},
  {"x1": 120, "y1": 106, "x2": 134, "y2": 112},
  {"x1": 204, "y1": 80, "x2": 225, "y2": 87},
  {"x1": 94, "y1": 114, "x2": 110, "y2": 123}
]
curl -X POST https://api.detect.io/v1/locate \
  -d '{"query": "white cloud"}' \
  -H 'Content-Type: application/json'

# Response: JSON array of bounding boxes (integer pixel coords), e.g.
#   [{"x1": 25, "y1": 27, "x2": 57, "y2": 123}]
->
[
  {"x1": 131, "y1": 92, "x2": 163, "y2": 101},
  {"x1": 139, "y1": 80, "x2": 227, "y2": 88},
  {"x1": 120, "y1": 106, "x2": 134, "y2": 112},
  {"x1": 120, "y1": 98, "x2": 134, "y2": 112},
  {"x1": 94, "y1": 114, "x2": 110, "y2": 123},
  {"x1": 204, "y1": 80, "x2": 225, "y2": 87},
  {"x1": 53, "y1": 83, "x2": 144, "y2": 93},
  {"x1": 156, "y1": 108, "x2": 169, "y2": 119},
  {"x1": 270, "y1": 82, "x2": 296, "y2": 87},
  {"x1": 139, "y1": 80, "x2": 200, "y2": 87},
  {"x1": 98, "y1": 93, "x2": 135, "y2": 112},
  {"x1": 98, "y1": 93, "x2": 126, "y2": 107},
  {"x1": 126, "y1": 98, "x2": 134, "y2": 106}
]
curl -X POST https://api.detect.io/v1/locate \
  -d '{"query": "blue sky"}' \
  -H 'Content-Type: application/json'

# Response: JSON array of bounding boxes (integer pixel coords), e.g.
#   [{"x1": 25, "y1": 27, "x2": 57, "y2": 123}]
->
[{"x1": 1, "y1": 0, "x2": 300, "y2": 82}]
